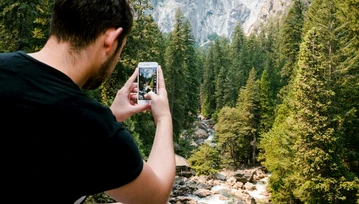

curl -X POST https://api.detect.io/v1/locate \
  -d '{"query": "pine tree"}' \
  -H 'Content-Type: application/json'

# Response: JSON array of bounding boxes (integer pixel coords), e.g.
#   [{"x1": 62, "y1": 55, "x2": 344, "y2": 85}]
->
[
  {"x1": 215, "y1": 106, "x2": 241, "y2": 168},
  {"x1": 163, "y1": 8, "x2": 188, "y2": 138},
  {"x1": 292, "y1": 26, "x2": 358, "y2": 203},
  {"x1": 201, "y1": 44, "x2": 216, "y2": 118},
  {"x1": 258, "y1": 70, "x2": 274, "y2": 135},
  {"x1": 214, "y1": 37, "x2": 231, "y2": 114},
  {"x1": 225, "y1": 22, "x2": 246, "y2": 107},
  {"x1": 335, "y1": 0, "x2": 359, "y2": 178},
  {"x1": 0, "y1": 0, "x2": 52, "y2": 52},
  {"x1": 235, "y1": 68, "x2": 259, "y2": 166},
  {"x1": 279, "y1": 0, "x2": 307, "y2": 85},
  {"x1": 258, "y1": 19, "x2": 282, "y2": 107},
  {"x1": 182, "y1": 20, "x2": 201, "y2": 129}
]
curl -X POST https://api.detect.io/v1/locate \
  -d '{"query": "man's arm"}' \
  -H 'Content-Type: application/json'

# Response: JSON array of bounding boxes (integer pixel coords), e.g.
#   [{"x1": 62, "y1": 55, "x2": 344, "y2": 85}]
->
[{"x1": 106, "y1": 66, "x2": 175, "y2": 204}]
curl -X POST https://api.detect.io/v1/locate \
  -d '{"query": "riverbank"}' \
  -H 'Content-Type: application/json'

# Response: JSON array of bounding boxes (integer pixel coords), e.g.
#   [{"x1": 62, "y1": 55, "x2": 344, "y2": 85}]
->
[
  {"x1": 170, "y1": 116, "x2": 272, "y2": 204},
  {"x1": 170, "y1": 165, "x2": 271, "y2": 204}
]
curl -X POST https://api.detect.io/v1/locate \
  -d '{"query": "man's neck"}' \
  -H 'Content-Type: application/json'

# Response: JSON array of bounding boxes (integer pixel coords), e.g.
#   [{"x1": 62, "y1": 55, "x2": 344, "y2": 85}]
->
[{"x1": 28, "y1": 36, "x2": 98, "y2": 88}]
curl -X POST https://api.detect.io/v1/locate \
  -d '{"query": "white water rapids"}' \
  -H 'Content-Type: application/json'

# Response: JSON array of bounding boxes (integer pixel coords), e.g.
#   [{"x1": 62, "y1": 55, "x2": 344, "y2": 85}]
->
[{"x1": 186, "y1": 119, "x2": 271, "y2": 203}]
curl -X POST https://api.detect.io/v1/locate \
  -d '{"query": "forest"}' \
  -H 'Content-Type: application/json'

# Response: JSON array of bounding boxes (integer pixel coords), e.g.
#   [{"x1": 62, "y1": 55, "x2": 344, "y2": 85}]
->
[{"x1": 1, "y1": 0, "x2": 358, "y2": 203}]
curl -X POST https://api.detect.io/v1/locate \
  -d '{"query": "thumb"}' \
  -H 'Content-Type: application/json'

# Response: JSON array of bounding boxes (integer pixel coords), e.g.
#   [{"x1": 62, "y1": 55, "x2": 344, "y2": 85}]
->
[{"x1": 145, "y1": 91, "x2": 157, "y2": 100}]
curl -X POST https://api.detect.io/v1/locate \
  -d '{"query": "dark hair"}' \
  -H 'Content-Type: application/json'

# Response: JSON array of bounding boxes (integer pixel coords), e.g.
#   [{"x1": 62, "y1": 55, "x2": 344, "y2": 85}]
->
[{"x1": 50, "y1": 0, "x2": 133, "y2": 50}]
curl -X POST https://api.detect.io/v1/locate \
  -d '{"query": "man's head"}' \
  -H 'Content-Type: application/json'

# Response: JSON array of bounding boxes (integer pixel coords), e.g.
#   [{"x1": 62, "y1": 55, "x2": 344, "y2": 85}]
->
[
  {"x1": 50, "y1": 0, "x2": 133, "y2": 51},
  {"x1": 50, "y1": 0, "x2": 133, "y2": 89}
]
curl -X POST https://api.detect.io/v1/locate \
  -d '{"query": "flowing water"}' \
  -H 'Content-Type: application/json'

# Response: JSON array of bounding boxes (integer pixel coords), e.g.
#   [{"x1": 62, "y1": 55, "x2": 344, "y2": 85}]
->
[{"x1": 192, "y1": 118, "x2": 271, "y2": 203}]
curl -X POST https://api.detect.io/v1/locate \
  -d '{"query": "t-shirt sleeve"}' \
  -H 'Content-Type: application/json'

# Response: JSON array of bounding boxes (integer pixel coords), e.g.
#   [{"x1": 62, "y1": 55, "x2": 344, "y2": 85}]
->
[
  {"x1": 99, "y1": 122, "x2": 144, "y2": 191},
  {"x1": 73, "y1": 101, "x2": 144, "y2": 196}
]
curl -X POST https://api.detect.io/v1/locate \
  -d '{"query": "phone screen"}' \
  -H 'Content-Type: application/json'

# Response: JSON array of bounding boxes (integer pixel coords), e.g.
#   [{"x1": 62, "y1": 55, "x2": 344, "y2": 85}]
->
[{"x1": 138, "y1": 66, "x2": 158, "y2": 102}]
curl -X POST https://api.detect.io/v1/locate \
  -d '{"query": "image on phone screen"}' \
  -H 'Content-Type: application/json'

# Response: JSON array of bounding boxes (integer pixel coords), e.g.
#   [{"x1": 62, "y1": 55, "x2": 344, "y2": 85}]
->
[{"x1": 138, "y1": 67, "x2": 157, "y2": 102}]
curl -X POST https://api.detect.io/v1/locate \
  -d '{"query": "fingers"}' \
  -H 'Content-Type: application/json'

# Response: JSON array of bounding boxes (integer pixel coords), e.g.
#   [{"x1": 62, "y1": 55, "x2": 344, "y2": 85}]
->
[
  {"x1": 129, "y1": 93, "x2": 137, "y2": 101},
  {"x1": 158, "y1": 65, "x2": 166, "y2": 90},
  {"x1": 122, "y1": 68, "x2": 139, "y2": 90}
]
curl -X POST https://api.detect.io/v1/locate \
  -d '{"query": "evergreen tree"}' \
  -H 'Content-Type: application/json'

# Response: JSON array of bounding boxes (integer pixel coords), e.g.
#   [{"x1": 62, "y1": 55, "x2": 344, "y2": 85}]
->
[
  {"x1": 258, "y1": 19, "x2": 282, "y2": 107},
  {"x1": 236, "y1": 36, "x2": 251, "y2": 90},
  {"x1": 335, "y1": 0, "x2": 359, "y2": 178},
  {"x1": 201, "y1": 44, "x2": 216, "y2": 118},
  {"x1": 235, "y1": 68, "x2": 259, "y2": 166},
  {"x1": 258, "y1": 108, "x2": 299, "y2": 203},
  {"x1": 225, "y1": 22, "x2": 246, "y2": 107},
  {"x1": 182, "y1": 20, "x2": 201, "y2": 129},
  {"x1": 163, "y1": 8, "x2": 187, "y2": 138},
  {"x1": 292, "y1": 26, "x2": 358, "y2": 203},
  {"x1": 215, "y1": 106, "x2": 241, "y2": 168},
  {"x1": 247, "y1": 34, "x2": 265, "y2": 76},
  {"x1": 214, "y1": 37, "x2": 231, "y2": 115},
  {"x1": 0, "y1": 0, "x2": 53, "y2": 52},
  {"x1": 258, "y1": 69, "x2": 274, "y2": 135},
  {"x1": 279, "y1": 0, "x2": 307, "y2": 85}
]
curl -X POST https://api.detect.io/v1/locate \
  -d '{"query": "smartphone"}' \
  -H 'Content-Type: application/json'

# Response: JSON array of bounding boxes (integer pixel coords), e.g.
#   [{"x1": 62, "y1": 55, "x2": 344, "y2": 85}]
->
[{"x1": 137, "y1": 62, "x2": 158, "y2": 104}]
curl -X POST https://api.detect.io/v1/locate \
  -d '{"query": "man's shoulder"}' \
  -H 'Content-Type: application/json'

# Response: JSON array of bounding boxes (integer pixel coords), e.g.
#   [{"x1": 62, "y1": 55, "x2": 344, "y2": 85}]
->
[{"x1": 0, "y1": 51, "x2": 22, "y2": 62}]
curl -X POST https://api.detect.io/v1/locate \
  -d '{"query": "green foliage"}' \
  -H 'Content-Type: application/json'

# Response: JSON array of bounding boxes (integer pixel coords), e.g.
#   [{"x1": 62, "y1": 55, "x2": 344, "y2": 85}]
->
[
  {"x1": 279, "y1": 0, "x2": 306, "y2": 84},
  {"x1": 335, "y1": 0, "x2": 359, "y2": 176},
  {"x1": 258, "y1": 69, "x2": 274, "y2": 135},
  {"x1": 292, "y1": 24, "x2": 357, "y2": 202},
  {"x1": 182, "y1": 20, "x2": 202, "y2": 129},
  {"x1": 0, "y1": 0, "x2": 53, "y2": 52},
  {"x1": 188, "y1": 143, "x2": 220, "y2": 176},
  {"x1": 163, "y1": 8, "x2": 202, "y2": 139},
  {"x1": 259, "y1": 20, "x2": 283, "y2": 105},
  {"x1": 201, "y1": 45, "x2": 217, "y2": 118},
  {"x1": 235, "y1": 68, "x2": 260, "y2": 166},
  {"x1": 215, "y1": 106, "x2": 241, "y2": 167},
  {"x1": 214, "y1": 37, "x2": 231, "y2": 111},
  {"x1": 175, "y1": 136, "x2": 195, "y2": 159},
  {"x1": 84, "y1": 192, "x2": 115, "y2": 204},
  {"x1": 123, "y1": 112, "x2": 156, "y2": 158},
  {"x1": 225, "y1": 22, "x2": 246, "y2": 107},
  {"x1": 258, "y1": 115, "x2": 299, "y2": 203}
]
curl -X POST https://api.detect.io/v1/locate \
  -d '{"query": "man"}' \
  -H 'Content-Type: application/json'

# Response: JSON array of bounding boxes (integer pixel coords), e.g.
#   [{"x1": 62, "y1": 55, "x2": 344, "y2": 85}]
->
[{"x1": 0, "y1": 0, "x2": 175, "y2": 203}]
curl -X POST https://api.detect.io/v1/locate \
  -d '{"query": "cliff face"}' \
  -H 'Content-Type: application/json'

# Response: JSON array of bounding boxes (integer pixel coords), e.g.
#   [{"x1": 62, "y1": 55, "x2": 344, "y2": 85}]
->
[{"x1": 150, "y1": 0, "x2": 293, "y2": 46}]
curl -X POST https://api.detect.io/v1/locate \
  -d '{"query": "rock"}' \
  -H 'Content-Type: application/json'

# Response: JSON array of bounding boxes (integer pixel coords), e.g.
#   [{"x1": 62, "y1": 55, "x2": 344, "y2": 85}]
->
[
  {"x1": 234, "y1": 172, "x2": 253, "y2": 183},
  {"x1": 244, "y1": 182, "x2": 256, "y2": 191},
  {"x1": 197, "y1": 182, "x2": 211, "y2": 190},
  {"x1": 193, "y1": 189, "x2": 211, "y2": 198},
  {"x1": 214, "y1": 173, "x2": 226, "y2": 181},
  {"x1": 168, "y1": 196, "x2": 197, "y2": 204},
  {"x1": 195, "y1": 128, "x2": 208, "y2": 139},
  {"x1": 175, "y1": 154, "x2": 190, "y2": 167},
  {"x1": 226, "y1": 176, "x2": 237, "y2": 186},
  {"x1": 216, "y1": 187, "x2": 232, "y2": 197},
  {"x1": 233, "y1": 182, "x2": 244, "y2": 190},
  {"x1": 190, "y1": 139, "x2": 198, "y2": 147}
]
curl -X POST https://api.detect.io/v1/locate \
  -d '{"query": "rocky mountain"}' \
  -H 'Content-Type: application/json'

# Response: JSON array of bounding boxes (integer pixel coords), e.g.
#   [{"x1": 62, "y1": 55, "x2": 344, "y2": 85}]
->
[{"x1": 150, "y1": 0, "x2": 294, "y2": 46}]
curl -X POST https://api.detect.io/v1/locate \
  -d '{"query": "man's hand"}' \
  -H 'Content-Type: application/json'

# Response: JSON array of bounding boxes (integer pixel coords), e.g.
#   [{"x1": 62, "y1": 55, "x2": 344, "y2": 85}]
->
[
  {"x1": 145, "y1": 65, "x2": 171, "y2": 124},
  {"x1": 110, "y1": 68, "x2": 149, "y2": 122}
]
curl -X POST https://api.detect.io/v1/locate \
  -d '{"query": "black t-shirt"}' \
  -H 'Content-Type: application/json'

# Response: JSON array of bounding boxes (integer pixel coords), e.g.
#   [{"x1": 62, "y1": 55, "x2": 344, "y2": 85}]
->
[{"x1": 0, "y1": 51, "x2": 144, "y2": 203}]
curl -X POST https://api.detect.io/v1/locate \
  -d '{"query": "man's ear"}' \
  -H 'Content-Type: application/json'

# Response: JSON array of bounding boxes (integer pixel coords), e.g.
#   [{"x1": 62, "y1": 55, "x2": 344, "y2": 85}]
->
[{"x1": 104, "y1": 27, "x2": 123, "y2": 54}]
